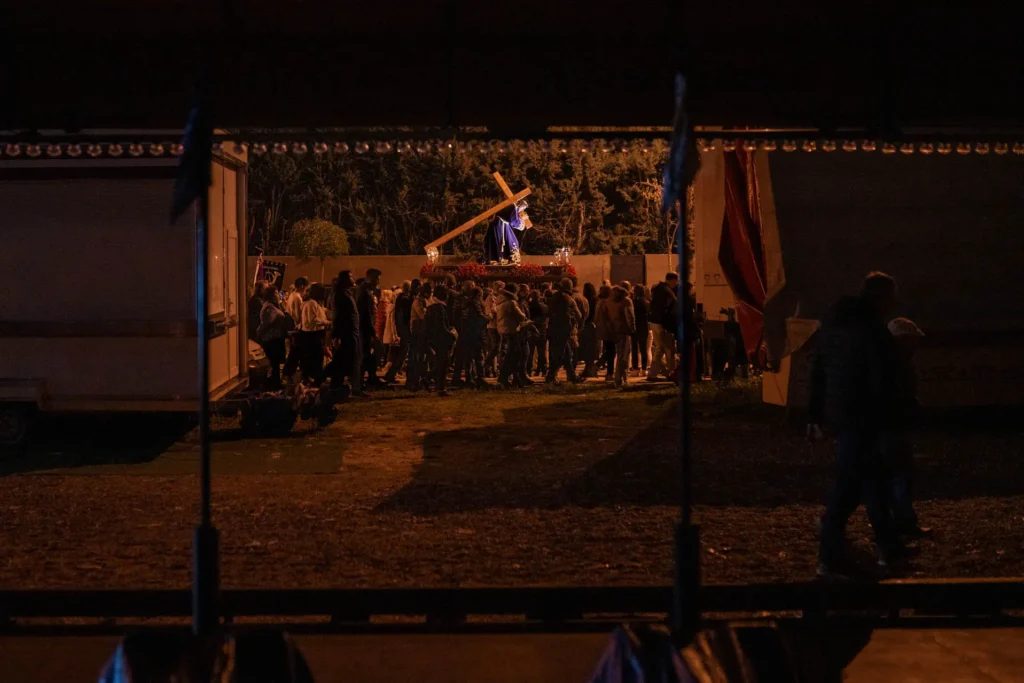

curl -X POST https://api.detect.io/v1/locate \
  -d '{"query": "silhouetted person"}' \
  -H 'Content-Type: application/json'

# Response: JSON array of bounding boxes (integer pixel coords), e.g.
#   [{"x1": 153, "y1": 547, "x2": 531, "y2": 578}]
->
[
  {"x1": 647, "y1": 272, "x2": 678, "y2": 381},
  {"x1": 527, "y1": 290, "x2": 549, "y2": 376},
  {"x1": 456, "y1": 286, "x2": 489, "y2": 387},
  {"x1": 631, "y1": 284, "x2": 650, "y2": 376},
  {"x1": 356, "y1": 268, "x2": 383, "y2": 388},
  {"x1": 329, "y1": 270, "x2": 361, "y2": 395},
  {"x1": 809, "y1": 271, "x2": 903, "y2": 578},
  {"x1": 425, "y1": 286, "x2": 455, "y2": 396},
  {"x1": 546, "y1": 279, "x2": 583, "y2": 384},
  {"x1": 406, "y1": 282, "x2": 433, "y2": 391}
]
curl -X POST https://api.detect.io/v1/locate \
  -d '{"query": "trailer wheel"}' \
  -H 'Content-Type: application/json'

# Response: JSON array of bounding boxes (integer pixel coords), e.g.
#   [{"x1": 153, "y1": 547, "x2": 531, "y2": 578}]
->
[{"x1": 0, "y1": 404, "x2": 33, "y2": 449}]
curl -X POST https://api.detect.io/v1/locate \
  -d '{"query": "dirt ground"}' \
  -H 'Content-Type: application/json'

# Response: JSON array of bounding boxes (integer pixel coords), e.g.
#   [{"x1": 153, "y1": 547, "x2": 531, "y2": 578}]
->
[{"x1": 2, "y1": 380, "x2": 1023, "y2": 589}]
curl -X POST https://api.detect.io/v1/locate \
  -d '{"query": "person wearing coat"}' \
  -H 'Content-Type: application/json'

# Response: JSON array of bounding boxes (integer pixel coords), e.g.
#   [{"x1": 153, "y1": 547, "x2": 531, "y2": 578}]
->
[
  {"x1": 631, "y1": 284, "x2": 651, "y2": 376},
  {"x1": 593, "y1": 285, "x2": 615, "y2": 381},
  {"x1": 606, "y1": 286, "x2": 637, "y2": 388},
  {"x1": 424, "y1": 286, "x2": 456, "y2": 396},
  {"x1": 384, "y1": 281, "x2": 413, "y2": 384},
  {"x1": 545, "y1": 279, "x2": 584, "y2": 384},
  {"x1": 455, "y1": 286, "x2": 489, "y2": 387},
  {"x1": 329, "y1": 270, "x2": 361, "y2": 395},
  {"x1": 256, "y1": 285, "x2": 290, "y2": 386},
  {"x1": 527, "y1": 290, "x2": 549, "y2": 376},
  {"x1": 495, "y1": 285, "x2": 527, "y2": 388}
]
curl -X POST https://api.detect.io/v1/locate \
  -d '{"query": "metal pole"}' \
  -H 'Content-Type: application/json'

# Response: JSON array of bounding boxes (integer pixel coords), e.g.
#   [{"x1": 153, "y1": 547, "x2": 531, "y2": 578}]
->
[
  {"x1": 672, "y1": 195, "x2": 700, "y2": 645},
  {"x1": 193, "y1": 191, "x2": 220, "y2": 636}
]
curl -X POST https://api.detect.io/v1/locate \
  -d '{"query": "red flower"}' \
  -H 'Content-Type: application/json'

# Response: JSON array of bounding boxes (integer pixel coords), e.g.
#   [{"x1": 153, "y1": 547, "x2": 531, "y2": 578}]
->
[{"x1": 564, "y1": 264, "x2": 577, "y2": 279}]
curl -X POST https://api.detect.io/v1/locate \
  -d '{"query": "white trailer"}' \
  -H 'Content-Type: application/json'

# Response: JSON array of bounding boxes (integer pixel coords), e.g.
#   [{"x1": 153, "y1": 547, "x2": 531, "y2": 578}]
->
[{"x1": 0, "y1": 143, "x2": 251, "y2": 445}]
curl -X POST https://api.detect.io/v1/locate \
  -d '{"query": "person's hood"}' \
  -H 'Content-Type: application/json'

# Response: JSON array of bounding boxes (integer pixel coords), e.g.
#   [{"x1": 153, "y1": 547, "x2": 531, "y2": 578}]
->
[
  {"x1": 497, "y1": 291, "x2": 515, "y2": 304},
  {"x1": 427, "y1": 297, "x2": 444, "y2": 308}
]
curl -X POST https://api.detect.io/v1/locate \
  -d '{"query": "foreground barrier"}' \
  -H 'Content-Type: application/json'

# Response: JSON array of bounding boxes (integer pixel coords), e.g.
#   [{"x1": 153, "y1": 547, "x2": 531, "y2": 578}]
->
[{"x1": 3, "y1": 579, "x2": 1022, "y2": 631}]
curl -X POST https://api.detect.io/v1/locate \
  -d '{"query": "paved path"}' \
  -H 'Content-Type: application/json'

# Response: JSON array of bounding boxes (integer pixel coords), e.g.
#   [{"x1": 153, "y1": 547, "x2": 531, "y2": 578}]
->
[{"x1": 3, "y1": 628, "x2": 1023, "y2": 682}]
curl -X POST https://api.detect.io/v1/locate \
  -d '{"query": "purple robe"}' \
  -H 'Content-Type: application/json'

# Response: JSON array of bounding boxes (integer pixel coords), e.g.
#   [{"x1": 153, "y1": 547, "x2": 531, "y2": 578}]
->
[{"x1": 482, "y1": 204, "x2": 526, "y2": 265}]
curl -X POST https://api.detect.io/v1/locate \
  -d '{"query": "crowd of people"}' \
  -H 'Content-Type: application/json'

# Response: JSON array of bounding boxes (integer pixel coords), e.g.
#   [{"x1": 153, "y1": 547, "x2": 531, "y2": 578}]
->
[{"x1": 248, "y1": 269, "x2": 697, "y2": 397}]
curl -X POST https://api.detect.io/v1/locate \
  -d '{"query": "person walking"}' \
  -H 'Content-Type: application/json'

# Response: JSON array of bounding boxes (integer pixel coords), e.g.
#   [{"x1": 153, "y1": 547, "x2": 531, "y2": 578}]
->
[
  {"x1": 255, "y1": 284, "x2": 291, "y2": 387},
  {"x1": 282, "y1": 276, "x2": 309, "y2": 379},
  {"x1": 384, "y1": 281, "x2": 413, "y2": 384},
  {"x1": 593, "y1": 285, "x2": 616, "y2": 381},
  {"x1": 545, "y1": 279, "x2": 583, "y2": 384},
  {"x1": 884, "y1": 317, "x2": 930, "y2": 538},
  {"x1": 647, "y1": 272, "x2": 678, "y2": 381},
  {"x1": 808, "y1": 272, "x2": 904, "y2": 578},
  {"x1": 456, "y1": 286, "x2": 489, "y2": 387},
  {"x1": 631, "y1": 284, "x2": 650, "y2": 377},
  {"x1": 425, "y1": 286, "x2": 456, "y2": 396},
  {"x1": 527, "y1": 289, "x2": 549, "y2": 376},
  {"x1": 604, "y1": 286, "x2": 636, "y2": 388},
  {"x1": 356, "y1": 268, "x2": 384, "y2": 388},
  {"x1": 329, "y1": 270, "x2": 361, "y2": 395},
  {"x1": 406, "y1": 282, "x2": 433, "y2": 391},
  {"x1": 483, "y1": 281, "x2": 504, "y2": 377},
  {"x1": 248, "y1": 280, "x2": 269, "y2": 342},
  {"x1": 376, "y1": 287, "x2": 393, "y2": 369},
  {"x1": 496, "y1": 283, "x2": 527, "y2": 388},
  {"x1": 299, "y1": 283, "x2": 330, "y2": 384},
  {"x1": 580, "y1": 282, "x2": 599, "y2": 377},
  {"x1": 570, "y1": 281, "x2": 591, "y2": 374}
]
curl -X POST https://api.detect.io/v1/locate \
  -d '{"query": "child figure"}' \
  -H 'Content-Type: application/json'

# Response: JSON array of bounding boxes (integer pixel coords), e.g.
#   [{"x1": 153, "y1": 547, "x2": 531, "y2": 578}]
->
[{"x1": 885, "y1": 317, "x2": 930, "y2": 538}]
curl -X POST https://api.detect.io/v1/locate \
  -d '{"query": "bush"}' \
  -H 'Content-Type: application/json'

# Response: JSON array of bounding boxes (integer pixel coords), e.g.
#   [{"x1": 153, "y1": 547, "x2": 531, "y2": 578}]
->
[{"x1": 289, "y1": 218, "x2": 349, "y2": 281}]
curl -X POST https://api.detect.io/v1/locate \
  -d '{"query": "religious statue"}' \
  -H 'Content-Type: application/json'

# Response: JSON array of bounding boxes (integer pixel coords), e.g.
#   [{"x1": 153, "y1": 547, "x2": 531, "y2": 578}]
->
[{"x1": 482, "y1": 199, "x2": 530, "y2": 265}]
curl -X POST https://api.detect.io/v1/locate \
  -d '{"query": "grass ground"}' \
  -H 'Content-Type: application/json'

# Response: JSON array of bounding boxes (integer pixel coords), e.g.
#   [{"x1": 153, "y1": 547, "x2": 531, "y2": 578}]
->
[{"x1": 2, "y1": 379, "x2": 1023, "y2": 589}]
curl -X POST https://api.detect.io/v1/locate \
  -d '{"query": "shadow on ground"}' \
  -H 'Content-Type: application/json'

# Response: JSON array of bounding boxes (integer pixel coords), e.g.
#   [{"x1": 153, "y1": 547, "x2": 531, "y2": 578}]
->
[
  {"x1": 0, "y1": 414, "x2": 195, "y2": 475},
  {"x1": 380, "y1": 390, "x2": 1024, "y2": 514}
]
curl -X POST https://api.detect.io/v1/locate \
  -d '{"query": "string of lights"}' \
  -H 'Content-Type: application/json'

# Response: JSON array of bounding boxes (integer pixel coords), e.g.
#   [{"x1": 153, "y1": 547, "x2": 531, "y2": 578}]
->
[{"x1": 1, "y1": 139, "x2": 1023, "y2": 159}]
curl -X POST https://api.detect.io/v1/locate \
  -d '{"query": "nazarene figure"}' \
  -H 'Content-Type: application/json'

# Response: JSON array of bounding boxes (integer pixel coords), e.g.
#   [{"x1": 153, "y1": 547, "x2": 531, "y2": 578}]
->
[{"x1": 482, "y1": 200, "x2": 529, "y2": 265}]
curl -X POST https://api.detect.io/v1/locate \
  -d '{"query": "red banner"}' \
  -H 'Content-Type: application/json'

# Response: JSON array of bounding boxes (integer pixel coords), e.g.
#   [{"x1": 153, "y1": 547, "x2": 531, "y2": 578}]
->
[{"x1": 718, "y1": 147, "x2": 767, "y2": 360}]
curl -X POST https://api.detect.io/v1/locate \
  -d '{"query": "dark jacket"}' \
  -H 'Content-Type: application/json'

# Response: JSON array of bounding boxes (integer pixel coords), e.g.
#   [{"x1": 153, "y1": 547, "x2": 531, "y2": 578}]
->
[
  {"x1": 394, "y1": 291, "x2": 413, "y2": 339},
  {"x1": 528, "y1": 300, "x2": 549, "y2": 335},
  {"x1": 424, "y1": 300, "x2": 454, "y2": 349},
  {"x1": 355, "y1": 283, "x2": 377, "y2": 339},
  {"x1": 633, "y1": 296, "x2": 650, "y2": 335},
  {"x1": 332, "y1": 289, "x2": 360, "y2": 343},
  {"x1": 808, "y1": 295, "x2": 898, "y2": 433},
  {"x1": 548, "y1": 290, "x2": 582, "y2": 336},
  {"x1": 648, "y1": 282, "x2": 677, "y2": 327},
  {"x1": 459, "y1": 298, "x2": 489, "y2": 345}
]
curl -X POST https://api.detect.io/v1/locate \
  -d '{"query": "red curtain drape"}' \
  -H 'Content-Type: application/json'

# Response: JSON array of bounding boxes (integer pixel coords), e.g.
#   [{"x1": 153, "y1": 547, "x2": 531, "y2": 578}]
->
[{"x1": 718, "y1": 147, "x2": 767, "y2": 360}]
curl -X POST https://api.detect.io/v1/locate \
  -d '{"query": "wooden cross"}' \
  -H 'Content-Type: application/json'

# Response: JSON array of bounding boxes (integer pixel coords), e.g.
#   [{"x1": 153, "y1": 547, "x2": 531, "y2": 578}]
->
[
  {"x1": 492, "y1": 172, "x2": 532, "y2": 228},
  {"x1": 423, "y1": 173, "x2": 532, "y2": 254}
]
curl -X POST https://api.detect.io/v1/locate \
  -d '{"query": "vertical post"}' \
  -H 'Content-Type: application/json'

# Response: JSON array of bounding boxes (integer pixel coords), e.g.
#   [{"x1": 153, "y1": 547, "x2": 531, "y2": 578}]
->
[
  {"x1": 193, "y1": 192, "x2": 220, "y2": 636},
  {"x1": 672, "y1": 196, "x2": 700, "y2": 646}
]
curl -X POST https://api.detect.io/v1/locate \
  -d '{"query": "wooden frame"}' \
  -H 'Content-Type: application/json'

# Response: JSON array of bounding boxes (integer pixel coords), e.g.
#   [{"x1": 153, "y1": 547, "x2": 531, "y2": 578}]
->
[{"x1": 492, "y1": 172, "x2": 532, "y2": 228}]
